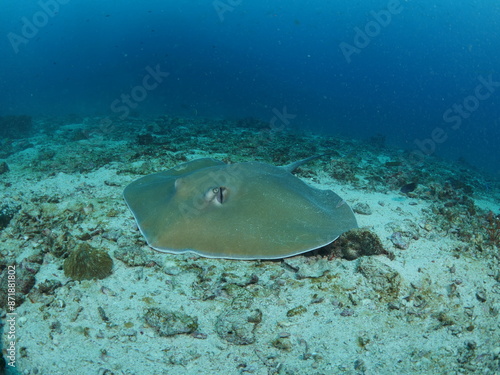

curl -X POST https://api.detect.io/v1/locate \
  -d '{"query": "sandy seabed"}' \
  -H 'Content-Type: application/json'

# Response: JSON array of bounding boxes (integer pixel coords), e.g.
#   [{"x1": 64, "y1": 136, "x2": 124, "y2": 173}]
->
[{"x1": 1, "y1": 116, "x2": 499, "y2": 375}]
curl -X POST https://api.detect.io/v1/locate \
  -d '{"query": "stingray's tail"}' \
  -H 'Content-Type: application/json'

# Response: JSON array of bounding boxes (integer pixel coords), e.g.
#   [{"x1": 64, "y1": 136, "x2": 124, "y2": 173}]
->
[{"x1": 282, "y1": 154, "x2": 331, "y2": 173}]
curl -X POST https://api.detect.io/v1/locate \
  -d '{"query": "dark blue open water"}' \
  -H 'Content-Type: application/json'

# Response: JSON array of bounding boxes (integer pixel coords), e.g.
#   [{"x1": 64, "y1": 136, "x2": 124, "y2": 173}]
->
[{"x1": 1, "y1": 0, "x2": 499, "y2": 176}]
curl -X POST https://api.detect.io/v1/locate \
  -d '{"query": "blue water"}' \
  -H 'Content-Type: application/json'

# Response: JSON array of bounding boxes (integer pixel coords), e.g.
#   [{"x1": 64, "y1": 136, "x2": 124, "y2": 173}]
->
[{"x1": 1, "y1": 0, "x2": 499, "y2": 177}]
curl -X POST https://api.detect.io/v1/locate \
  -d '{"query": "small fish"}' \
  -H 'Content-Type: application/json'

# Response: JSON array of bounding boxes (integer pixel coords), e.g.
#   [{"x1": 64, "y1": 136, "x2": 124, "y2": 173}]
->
[
  {"x1": 400, "y1": 182, "x2": 417, "y2": 194},
  {"x1": 385, "y1": 161, "x2": 402, "y2": 167}
]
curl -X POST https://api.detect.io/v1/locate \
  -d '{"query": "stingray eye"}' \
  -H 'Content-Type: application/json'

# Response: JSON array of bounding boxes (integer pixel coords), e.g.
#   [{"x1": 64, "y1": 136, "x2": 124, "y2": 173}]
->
[
  {"x1": 215, "y1": 186, "x2": 227, "y2": 204},
  {"x1": 206, "y1": 187, "x2": 228, "y2": 205}
]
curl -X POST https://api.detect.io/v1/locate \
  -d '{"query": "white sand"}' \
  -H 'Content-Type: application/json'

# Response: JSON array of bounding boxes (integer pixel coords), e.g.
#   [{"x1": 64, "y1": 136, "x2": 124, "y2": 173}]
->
[{"x1": 1, "y1": 125, "x2": 499, "y2": 375}]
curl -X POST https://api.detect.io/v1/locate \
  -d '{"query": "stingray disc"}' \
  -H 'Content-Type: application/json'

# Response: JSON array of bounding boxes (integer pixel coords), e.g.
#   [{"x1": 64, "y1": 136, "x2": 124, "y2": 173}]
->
[{"x1": 123, "y1": 158, "x2": 358, "y2": 260}]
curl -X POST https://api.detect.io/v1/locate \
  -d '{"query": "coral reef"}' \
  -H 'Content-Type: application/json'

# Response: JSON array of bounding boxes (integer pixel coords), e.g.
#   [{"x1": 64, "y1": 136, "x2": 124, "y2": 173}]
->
[
  {"x1": 63, "y1": 243, "x2": 113, "y2": 281},
  {"x1": 325, "y1": 228, "x2": 392, "y2": 260},
  {"x1": 144, "y1": 308, "x2": 198, "y2": 337},
  {"x1": 357, "y1": 257, "x2": 401, "y2": 302},
  {"x1": 0, "y1": 115, "x2": 33, "y2": 138},
  {"x1": 0, "y1": 161, "x2": 9, "y2": 174},
  {"x1": 0, "y1": 204, "x2": 19, "y2": 230},
  {"x1": 483, "y1": 211, "x2": 500, "y2": 246},
  {"x1": 0, "y1": 255, "x2": 41, "y2": 309},
  {"x1": 1, "y1": 115, "x2": 499, "y2": 374}
]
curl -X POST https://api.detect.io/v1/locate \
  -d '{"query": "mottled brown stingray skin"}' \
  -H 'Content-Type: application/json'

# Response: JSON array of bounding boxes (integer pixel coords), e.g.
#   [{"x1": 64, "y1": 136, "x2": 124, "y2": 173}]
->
[{"x1": 123, "y1": 158, "x2": 358, "y2": 260}]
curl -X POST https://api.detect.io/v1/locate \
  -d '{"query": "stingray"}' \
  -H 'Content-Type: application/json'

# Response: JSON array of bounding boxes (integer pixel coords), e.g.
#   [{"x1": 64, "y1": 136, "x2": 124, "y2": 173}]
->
[{"x1": 123, "y1": 156, "x2": 358, "y2": 260}]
